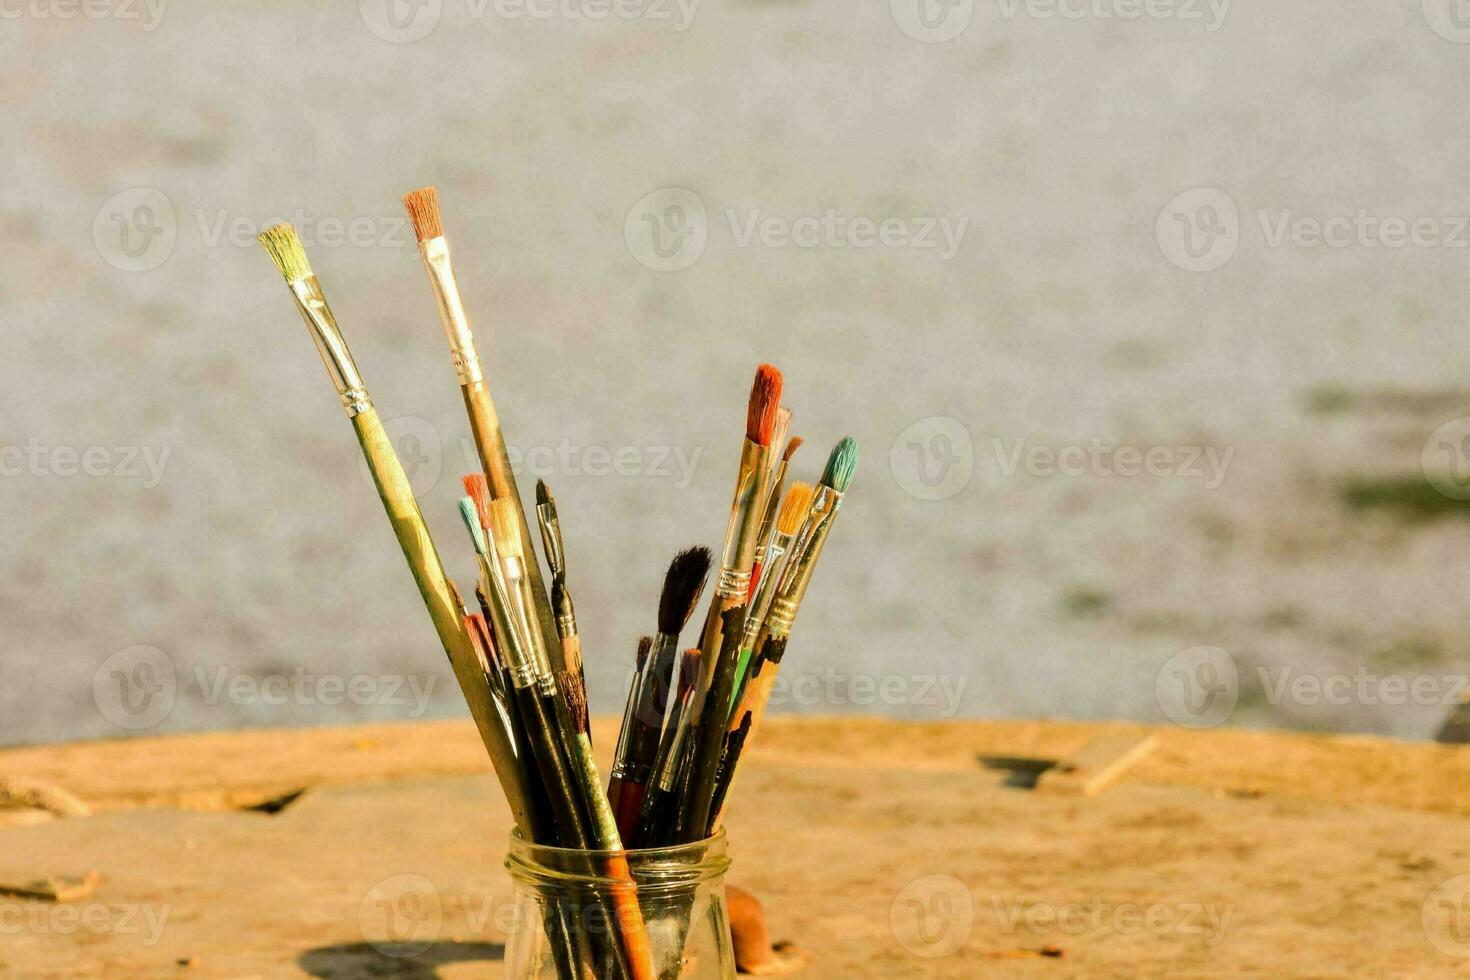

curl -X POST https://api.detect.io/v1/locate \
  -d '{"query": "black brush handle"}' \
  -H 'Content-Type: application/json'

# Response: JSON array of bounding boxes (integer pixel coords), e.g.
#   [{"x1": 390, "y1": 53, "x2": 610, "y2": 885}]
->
[
  {"x1": 705, "y1": 710, "x2": 752, "y2": 835},
  {"x1": 679, "y1": 604, "x2": 747, "y2": 842}
]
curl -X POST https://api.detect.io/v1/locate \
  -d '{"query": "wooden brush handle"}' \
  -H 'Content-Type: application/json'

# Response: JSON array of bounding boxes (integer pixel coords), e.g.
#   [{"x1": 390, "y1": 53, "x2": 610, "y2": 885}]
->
[
  {"x1": 351, "y1": 408, "x2": 535, "y2": 833},
  {"x1": 462, "y1": 383, "x2": 567, "y2": 676}
]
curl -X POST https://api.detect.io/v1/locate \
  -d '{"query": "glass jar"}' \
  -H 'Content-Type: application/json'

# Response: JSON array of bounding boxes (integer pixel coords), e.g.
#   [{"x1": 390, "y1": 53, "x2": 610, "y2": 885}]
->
[{"x1": 504, "y1": 829, "x2": 735, "y2": 979}]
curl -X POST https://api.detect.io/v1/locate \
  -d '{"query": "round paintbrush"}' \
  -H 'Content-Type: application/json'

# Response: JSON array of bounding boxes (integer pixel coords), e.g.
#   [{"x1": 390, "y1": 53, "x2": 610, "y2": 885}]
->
[
  {"x1": 683, "y1": 366, "x2": 783, "y2": 842},
  {"x1": 611, "y1": 547, "x2": 712, "y2": 839}
]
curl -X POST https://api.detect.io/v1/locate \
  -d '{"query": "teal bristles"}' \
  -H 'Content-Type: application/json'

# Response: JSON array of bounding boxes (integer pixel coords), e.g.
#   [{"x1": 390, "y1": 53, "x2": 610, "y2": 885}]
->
[
  {"x1": 820, "y1": 436, "x2": 859, "y2": 493},
  {"x1": 458, "y1": 497, "x2": 488, "y2": 556}
]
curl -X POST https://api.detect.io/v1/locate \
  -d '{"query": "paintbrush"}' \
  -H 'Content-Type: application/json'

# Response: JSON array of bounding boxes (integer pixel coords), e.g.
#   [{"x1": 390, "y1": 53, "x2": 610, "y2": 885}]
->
[
  {"x1": 256, "y1": 224, "x2": 533, "y2": 834},
  {"x1": 681, "y1": 365, "x2": 783, "y2": 841},
  {"x1": 404, "y1": 187, "x2": 566, "y2": 676},
  {"x1": 607, "y1": 637, "x2": 653, "y2": 822},
  {"x1": 633, "y1": 647, "x2": 702, "y2": 847},
  {"x1": 535, "y1": 479, "x2": 587, "y2": 733},
  {"x1": 610, "y1": 547, "x2": 711, "y2": 839},
  {"x1": 485, "y1": 495, "x2": 656, "y2": 978},
  {"x1": 749, "y1": 432, "x2": 802, "y2": 600},
  {"x1": 730, "y1": 482, "x2": 814, "y2": 715},
  {"x1": 465, "y1": 479, "x2": 583, "y2": 843},
  {"x1": 710, "y1": 437, "x2": 858, "y2": 833}
]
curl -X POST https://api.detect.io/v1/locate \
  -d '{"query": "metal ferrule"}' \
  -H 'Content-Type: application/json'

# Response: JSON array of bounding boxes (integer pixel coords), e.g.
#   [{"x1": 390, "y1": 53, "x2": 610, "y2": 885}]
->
[
  {"x1": 419, "y1": 236, "x2": 484, "y2": 386},
  {"x1": 764, "y1": 486, "x2": 843, "y2": 638},
  {"x1": 535, "y1": 502, "x2": 565, "y2": 578},
  {"x1": 479, "y1": 557, "x2": 536, "y2": 689},
  {"x1": 289, "y1": 276, "x2": 372, "y2": 417},
  {"x1": 742, "y1": 533, "x2": 792, "y2": 648},
  {"x1": 751, "y1": 459, "x2": 789, "y2": 568},
  {"x1": 556, "y1": 608, "x2": 577, "y2": 639},
  {"x1": 654, "y1": 716, "x2": 692, "y2": 791},
  {"x1": 501, "y1": 557, "x2": 555, "y2": 683},
  {"x1": 716, "y1": 438, "x2": 772, "y2": 599}
]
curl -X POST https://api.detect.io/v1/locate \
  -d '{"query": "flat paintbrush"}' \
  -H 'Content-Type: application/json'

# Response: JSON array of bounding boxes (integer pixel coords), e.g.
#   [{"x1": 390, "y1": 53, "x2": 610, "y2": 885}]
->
[
  {"x1": 404, "y1": 187, "x2": 566, "y2": 675},
  {"x1": 485, "y1": 495, "x2": 656, "y2": 980},
  {"x1": 255, "y1": 224, "x2": 533, "y2": 834},
  {"x1": 459, "y1": 494, "x2": 558, "y2": 844},
  {"x1": 749, "y1": 432, "x2": 802, "y2": 600},
  {"x1": 730, "y1": 482, "x2": 814, "y2": 715}
]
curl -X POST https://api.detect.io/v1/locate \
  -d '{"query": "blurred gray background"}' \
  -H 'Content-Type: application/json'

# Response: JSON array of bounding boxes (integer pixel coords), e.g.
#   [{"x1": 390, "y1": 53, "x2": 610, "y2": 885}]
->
[{"x1": 5, "y1": 0, "x2": 1470, "y2": 746}]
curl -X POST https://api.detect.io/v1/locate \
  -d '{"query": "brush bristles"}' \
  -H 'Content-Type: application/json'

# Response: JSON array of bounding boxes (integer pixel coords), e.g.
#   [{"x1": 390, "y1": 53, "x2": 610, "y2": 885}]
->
[
  {"x1": 636, "y1": 636, "x2": 653, "y2": 671},
  {"x1": 535, "y1": 479, "x2": 553, "y2": 508},
  {"x1": 458, "y1": 497, "x2": 488, "y2": 556},
  {"x1": 676, "y1": 649, "x2": 702, "y2": 698},
  {"x1": 746, "y1": 364, "x2": 784, "y2": 446},
  {"x1": 657, "y1": 546, "x2": 713, "y2": 636},
  {"x1": 821, "y1": 436, "x2": 859, "y2": 493},
  {"x1": 560, "y1": 670, "x2": 590, "y2": 735},
  {"x1": 776, "y1": 482, "x2": 815, "y2": 537},
  {"x1": 782, "y1": 435, "x2": 804, "y2": 464},
  {"x1": 488, "y1": 499, "x2": 523, "y2": 561},
  {"x1": 257, "y1": 224, "x2": 312, "y2": 283},
  {"x1": 461, "y1": 474, "x2": 492, "y2": 529},
  {"x1": 403, "y1": 187, "x2": 443, "y2": 243}
]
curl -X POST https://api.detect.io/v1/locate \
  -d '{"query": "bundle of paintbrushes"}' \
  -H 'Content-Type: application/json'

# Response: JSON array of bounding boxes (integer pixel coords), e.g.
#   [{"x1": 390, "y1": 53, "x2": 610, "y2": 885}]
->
[{"x1": 255, "y1": 187, "x2": 856, "y2": 975}]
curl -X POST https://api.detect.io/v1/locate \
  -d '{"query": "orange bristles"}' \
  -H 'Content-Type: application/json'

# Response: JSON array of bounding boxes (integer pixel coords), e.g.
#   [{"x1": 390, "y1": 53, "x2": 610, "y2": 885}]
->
[
  {"x1": 776, "y1": 482, "x2": 815, "y2": 537},
  {"x1": 403, "y1": 186, "x2": 444, "y2": 243},
  {"x1": 746, "y1": 364, "x2": 784, "y2": 447},
  {"x1": 782, "y1": 435, "x2": 804, "y2": 464},
  {"x1": 462, "y1": 473, "x2": 492, "y2": 529}
]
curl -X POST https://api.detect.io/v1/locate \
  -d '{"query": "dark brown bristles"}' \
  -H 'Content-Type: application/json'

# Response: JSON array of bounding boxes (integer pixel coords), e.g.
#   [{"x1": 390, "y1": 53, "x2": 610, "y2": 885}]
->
[
  {"x1": 677, "y1": 648, "x2": 702, "y2": 698},
  {"x1": 462, "y1": 473, "x2": 492, "y2": 529},
  {"x1": 782, "y1": 435, "x2": 804, "y2": 463},
  {"x1": 402, "y1": 186, "x2": 443, "y2": 243},
  {"x1": 746, "y1": 364, "x2": 784, "y2": 447},
  {"x1": 636, "y1": 635, "x2": 653, "y2": 671},
  {"x1": 560, "y1": 670, "x2": 590, "y2": 736},
  {"x1": 657, "y1": 547, "x2": 713, "y2": 637}
]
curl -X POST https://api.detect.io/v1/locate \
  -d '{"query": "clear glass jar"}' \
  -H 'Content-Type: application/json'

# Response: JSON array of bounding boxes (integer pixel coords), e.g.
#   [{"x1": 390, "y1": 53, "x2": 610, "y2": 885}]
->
[{"x1": 504, "y1": 829, "x2": 735, "y2": 979}]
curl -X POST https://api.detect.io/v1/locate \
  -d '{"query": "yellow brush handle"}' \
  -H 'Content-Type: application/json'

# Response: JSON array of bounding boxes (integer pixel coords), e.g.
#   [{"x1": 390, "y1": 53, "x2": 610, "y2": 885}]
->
[{"x1": 352, "y1": 407, "x2": 533, "y2": 832}]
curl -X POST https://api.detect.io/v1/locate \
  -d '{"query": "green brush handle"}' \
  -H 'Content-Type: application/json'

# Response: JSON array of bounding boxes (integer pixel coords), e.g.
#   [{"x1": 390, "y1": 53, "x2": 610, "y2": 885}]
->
[{"x1": 351, "y1": 407, "x2": 534, "y2": 833}]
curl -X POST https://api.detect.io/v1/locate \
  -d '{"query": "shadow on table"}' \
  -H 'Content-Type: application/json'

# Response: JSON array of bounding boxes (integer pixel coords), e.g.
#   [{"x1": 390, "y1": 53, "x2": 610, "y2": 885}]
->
[
  {"x1": 977, "y1": 754, "x2": 1057, "y2": 790},
  {"x1": 299, "y1": 941, "x2": 504, "y2": 978}
]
